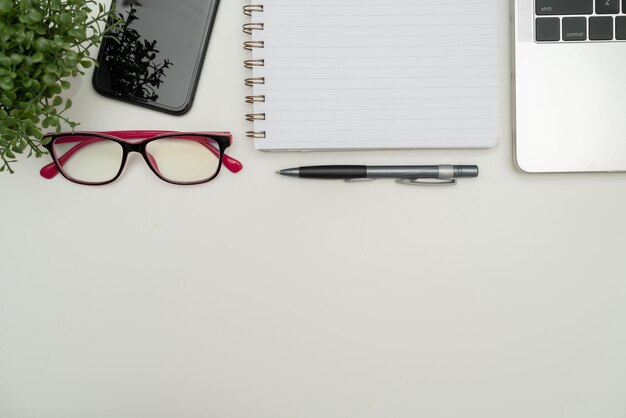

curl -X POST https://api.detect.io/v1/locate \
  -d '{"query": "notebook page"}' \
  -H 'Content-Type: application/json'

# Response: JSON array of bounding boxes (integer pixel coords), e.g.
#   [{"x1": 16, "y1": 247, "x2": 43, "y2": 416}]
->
[{"x1": 249, "y1": 0, "x2": 499, "y2": 150}]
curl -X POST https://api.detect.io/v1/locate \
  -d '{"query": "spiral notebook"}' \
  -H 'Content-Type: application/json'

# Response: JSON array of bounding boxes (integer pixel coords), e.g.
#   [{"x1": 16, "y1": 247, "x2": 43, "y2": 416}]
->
[{"x1": 244, "y1": 0, "x2": 500, "y2": 150}]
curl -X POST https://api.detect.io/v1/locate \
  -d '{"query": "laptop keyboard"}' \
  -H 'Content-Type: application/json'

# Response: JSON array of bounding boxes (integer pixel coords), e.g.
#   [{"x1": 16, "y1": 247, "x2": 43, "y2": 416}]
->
[{"x1": 535, "y1": 0, "x2": 626, "y2": 42}]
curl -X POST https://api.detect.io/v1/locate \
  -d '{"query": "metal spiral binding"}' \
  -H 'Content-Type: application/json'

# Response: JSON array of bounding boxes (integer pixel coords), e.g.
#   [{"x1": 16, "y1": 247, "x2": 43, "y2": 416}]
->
[
  {"x1": 245, "y1": 77, "x2": 265, "y2": 86},
  {"x1": 246, "y1": 131, "x2": 266, "y2": 139},
  {"x1": 246, "y1": 113, "x2": 266, "y2": 121},
  {"x1": 242, "y1": 22, "x2": 264, "y2": 34},
  {"x1": 244, "y1": 59, "x2": 264, "y2": 69},
  {"x1": 243, "y1": 4, "x2": 263, "y2": 16},
  {"x1": 243, "y1": 5, "x2": 266, "y2": 140},
  {"x1": 245, "y1": 95, "x2": 265, "y2": 104},
  {"x1": 244, "y1": 41, "x2": 265, "y2": 50}
]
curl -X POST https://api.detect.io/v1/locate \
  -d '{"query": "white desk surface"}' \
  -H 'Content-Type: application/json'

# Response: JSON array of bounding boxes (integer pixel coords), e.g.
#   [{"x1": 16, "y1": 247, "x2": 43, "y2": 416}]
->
[{"x1": 1, "y1": 2, "x2": 625, "y2": 417}]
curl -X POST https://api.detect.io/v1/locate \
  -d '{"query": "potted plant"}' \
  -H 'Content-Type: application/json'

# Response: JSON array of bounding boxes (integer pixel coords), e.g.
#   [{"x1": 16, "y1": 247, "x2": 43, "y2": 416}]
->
[{"x1": 0, "y1": 0, "x2": 114, "y2": 173}]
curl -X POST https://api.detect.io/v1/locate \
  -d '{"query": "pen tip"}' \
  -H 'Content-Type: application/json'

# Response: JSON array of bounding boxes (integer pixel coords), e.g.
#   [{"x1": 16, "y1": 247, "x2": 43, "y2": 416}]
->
[{"x1": 276, "y1": 168, "x2": 299, "y2": 177}]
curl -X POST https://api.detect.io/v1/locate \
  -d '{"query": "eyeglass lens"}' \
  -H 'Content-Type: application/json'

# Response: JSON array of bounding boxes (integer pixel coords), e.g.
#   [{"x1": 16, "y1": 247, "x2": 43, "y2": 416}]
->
[
  {"x1": 145, "y1": 136, "x2": 222, "y2": 183},
  {"x1": 51, "y1": 135, "x2": 222, "y2": 184},
  {"x1": 51, "y1": 136, "x2": 124, "y2": 183}
]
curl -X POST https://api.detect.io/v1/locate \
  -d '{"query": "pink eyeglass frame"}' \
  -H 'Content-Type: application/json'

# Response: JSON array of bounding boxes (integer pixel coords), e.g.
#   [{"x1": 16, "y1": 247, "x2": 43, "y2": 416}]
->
[{"x1": 41, "y1": 130, "x2": 243, "y2": 185}]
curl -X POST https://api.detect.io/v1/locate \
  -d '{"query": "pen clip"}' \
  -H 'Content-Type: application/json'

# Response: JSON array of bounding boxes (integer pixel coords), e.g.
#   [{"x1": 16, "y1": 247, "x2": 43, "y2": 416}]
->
[
  {"x1": 344, "y1": 178, "x2": 376, "y2": 183},
  {"x1": 396, "y1": 178, "x2": 457, "y2": 186}
]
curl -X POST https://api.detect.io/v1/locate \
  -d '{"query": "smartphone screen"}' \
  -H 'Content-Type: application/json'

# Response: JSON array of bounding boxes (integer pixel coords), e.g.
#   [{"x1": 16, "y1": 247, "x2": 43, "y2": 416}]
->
[{"x1": 93, "y1": 0, "x2": 220, "y2": 114}]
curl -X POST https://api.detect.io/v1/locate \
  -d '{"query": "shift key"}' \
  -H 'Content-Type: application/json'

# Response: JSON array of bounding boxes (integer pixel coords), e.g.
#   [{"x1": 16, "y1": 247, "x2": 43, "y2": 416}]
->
[{"x1": 536, "y1": 0, "x2": 593, "y2": 15}]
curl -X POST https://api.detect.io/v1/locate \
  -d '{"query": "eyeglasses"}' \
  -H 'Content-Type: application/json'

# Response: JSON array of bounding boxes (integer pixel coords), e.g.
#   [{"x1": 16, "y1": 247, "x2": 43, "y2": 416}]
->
[{"x1": 40, "y1": 130, "x2": 243, "y2": 185}]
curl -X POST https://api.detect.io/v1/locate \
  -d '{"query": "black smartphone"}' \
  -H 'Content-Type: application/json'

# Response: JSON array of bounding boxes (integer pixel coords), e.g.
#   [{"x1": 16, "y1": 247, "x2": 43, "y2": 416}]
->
[{"x1": 93, "y1": 0, "x2": 220, "y2": 115}]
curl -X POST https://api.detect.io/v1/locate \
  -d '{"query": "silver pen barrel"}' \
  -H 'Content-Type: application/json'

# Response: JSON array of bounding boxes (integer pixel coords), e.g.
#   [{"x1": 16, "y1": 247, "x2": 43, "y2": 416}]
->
[
  {"x1": 366, "y1": 166, "x2": 440, "y2": 179},
  {"x1": 366, "y1": 165, "x2": 478, "y2": 179}
]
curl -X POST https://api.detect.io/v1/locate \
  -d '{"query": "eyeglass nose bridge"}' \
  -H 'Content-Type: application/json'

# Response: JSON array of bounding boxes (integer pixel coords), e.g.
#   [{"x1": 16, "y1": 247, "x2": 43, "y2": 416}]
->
[
  {"x1": 124, "y1": 142, "x2": 161, "y2": 174},
  {"x1": 124, "y1": 142, "x2": 158, "y2": 171},
  {"x1": 125, "y1": 142, "x2": 145, "y2": 153},
  {"x1": 119, "y1": 142, "x2": 157, "y2": 172}
]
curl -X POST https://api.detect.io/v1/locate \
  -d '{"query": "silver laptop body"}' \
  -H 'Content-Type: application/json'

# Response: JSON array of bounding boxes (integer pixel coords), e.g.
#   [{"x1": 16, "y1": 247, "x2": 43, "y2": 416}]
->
[{"x1": 514, "y1": 0, "x2": 626, "y2": 172}]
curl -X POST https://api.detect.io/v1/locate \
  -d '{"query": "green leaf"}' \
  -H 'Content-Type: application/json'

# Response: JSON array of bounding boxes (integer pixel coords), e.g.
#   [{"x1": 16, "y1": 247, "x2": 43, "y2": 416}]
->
[
  {"x1": 48, "y1": 84, "x2": 62, "y2": 95},
  {"x1": 0, "y1": 0, "x2": 12, "y2": 14},
  {"x1": 0, "y1": 78, "x2": 13, "y2": 90},
  {"x1": 0, "y1": 94, "x2": 11, "y2": 107},
  {"x1": 35, "y1": 37, "x2": 48, "y2": 50},
  {"x1": 58, "y1": 12, "x2": 72, "y2": 26},
  {"x1": 44, "y1": 63, "x2": 58, "y2": 74},
  {"x1": 52, "y1": 96, "x2": 63, "y2": 106},
  {"x1": 10, "y1": 53, "x2": 22, "y2": 65},
  {"x1": 31, "y1": 52, "x2": 44, "y2": 63},
  {"x1": 60, "y1": 80, "x2": 71, "y2": 90},
  {"x1": 80, "y1": 59, "x2": 92, "y2": 68},
  {"x1": 64, "y1": 98, "x2": 72, "y2": 110},
  {"x1": 42, "y1": 73, "x2": 56, "y2": 85},
  {"x1": 27, "y1": 9, "x2": 43, "y2": 23}
]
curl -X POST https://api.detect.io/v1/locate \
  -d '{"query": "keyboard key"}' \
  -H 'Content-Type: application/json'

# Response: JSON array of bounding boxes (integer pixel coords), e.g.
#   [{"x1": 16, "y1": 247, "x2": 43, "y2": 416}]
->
[
  {"x1": 589, "y1": 17, "x2": 613, "y2": 40},
  {"x1": 536, "y1": 17, "x2": 560, "y2": 41},
  {"x1": 616, "y1": 16, "x2": 626, "y2": 40},
  {"x1": 536, "y1": 0, "x2": 593, "y2": 15},
  {"x1": 596, "y1": 0, "x2": 620, "y2": 14},
  {"x1": 563, "y1": 17, "x2": 587, "y2": 41}
]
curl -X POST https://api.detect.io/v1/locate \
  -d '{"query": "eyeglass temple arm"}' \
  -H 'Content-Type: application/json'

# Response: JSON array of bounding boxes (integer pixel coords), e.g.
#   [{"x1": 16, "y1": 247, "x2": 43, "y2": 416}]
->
[{"x1": 40, "y1": 134, "x2": 243, "y2": 179}]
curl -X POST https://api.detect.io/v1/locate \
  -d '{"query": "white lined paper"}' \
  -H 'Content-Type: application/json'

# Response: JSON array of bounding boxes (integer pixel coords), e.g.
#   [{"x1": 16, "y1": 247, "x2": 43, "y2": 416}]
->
[{"x1": 249, "y1": 0, "x2": 499, "y2": 150}]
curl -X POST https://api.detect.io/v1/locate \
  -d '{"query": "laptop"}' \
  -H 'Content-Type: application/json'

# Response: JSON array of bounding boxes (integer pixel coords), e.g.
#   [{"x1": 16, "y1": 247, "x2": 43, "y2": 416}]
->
[{"x1": 514, "y1": 0, "x2": 626, "y2": 172}]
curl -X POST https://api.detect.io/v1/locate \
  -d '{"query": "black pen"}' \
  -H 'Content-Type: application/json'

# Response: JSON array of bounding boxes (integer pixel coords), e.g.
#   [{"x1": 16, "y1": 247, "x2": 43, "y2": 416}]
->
[{"x1": 277, "y1": 165, "x2": 479, "y2": 185}]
